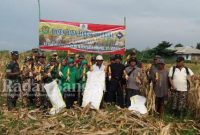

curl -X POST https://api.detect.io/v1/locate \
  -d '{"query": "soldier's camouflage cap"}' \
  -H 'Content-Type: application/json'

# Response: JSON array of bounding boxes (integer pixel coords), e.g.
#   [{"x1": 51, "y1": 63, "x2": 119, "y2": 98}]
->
[
  {"x1": 50, "y1": 57, "x2": 57, "y2": 62},
  {"x1": 25, "y1": 56, "x2": 33, "y2": 61}
]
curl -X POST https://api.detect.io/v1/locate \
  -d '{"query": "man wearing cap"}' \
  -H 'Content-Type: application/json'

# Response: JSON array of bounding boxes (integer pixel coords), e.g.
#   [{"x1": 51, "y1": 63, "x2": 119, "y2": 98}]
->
[
  {"x1": 92, "y1": 55, "x2": 105, "y2": 72},
  {"x1": 77, "y1": 59, "x2": 89, "y2": 106},
  {"x1": 152, "y1": 59, "x2": 169, "y2": 119},
  {"x1": 75, "y1": 54, "x2": 85, "y2": 69},
  {"x1": 42, "y1": 57, "x2": 59, "y2": 109},
  {"x1": 124, "y1": 58, "x2": 142, "y2": 107},
  {"x1": 6, "y1": 51, "x2": 20, "y2": 110},
  {"x1": 125, "y1": 50, "x2": 142, "y2": 68},
  {"x1": 107, "y1": 54, "x2": 125, "y2": 108},
  {"x1": 32, "y1": 48, "x2": 40, "y2": 63},
  {"x1": 91, "y1": 56, "x2": 96, "y2": 66},
  {"x1": 62, "y1": 58, "x2": 79, "y2": 109},
  {"x1": 169, "y1": 56, "x2": 194, "y2": 118},
  {"x1": 20, "y1": 56, "x2": 34, "y2": 107},
  {"x1": 32, "y1": 52, "x2": 46, "y2": 108},
  {"x1": 104, "y1": 55, "x2": 116, "y2": 102},
  {"x1": 147, "y1": 55, "x2": 161, "y2": 83}
]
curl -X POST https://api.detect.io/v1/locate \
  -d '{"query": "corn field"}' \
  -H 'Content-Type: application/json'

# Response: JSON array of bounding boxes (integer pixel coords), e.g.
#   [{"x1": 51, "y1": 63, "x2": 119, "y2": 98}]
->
[{"x1": 0, "y1": 51, "x2": 200, "y2": 134}]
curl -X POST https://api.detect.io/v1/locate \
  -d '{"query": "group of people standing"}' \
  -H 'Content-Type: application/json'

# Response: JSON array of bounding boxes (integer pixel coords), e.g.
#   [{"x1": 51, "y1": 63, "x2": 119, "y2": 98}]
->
[{"x1": 5, "y1": 48, "x2": 194, "y2": 119}]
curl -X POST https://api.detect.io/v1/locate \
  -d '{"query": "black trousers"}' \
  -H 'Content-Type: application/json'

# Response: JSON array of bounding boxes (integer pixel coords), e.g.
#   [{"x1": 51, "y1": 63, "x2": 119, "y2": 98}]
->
[
  {"x1": 155, "y1": 97, "x2": 165, "y2": 118},
  {"x1": 125, "y1": 88, "x2": 140, "y2": 107},
  {"x1": 63, "y1": 91, "x2": 77, "y2": 109},
  {"x1": 108, "y1": 79, "x2": 124, "y2": 108}
]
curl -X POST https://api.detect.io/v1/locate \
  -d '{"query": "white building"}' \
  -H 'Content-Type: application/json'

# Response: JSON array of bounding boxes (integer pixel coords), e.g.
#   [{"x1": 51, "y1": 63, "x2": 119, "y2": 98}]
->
[{"x1": 173, "y1": 46, "x2": 200, "y2": 61}]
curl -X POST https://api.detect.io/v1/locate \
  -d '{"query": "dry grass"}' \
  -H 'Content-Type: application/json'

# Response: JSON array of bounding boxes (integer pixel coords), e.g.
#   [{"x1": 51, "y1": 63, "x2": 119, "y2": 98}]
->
[{"x1": 0, "y1": 103, "x2": 199, "y2": 135}]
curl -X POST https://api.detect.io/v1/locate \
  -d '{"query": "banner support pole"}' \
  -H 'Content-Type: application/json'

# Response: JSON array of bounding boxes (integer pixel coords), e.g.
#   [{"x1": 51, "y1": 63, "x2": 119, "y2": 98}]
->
[
  {"x1": 38, "y1": 0, "x2": 41, "y2": 48},
  {"x1": 123, "y1": 17, "x2": 126, "y2": 56},
  {"x1": 38, "y1": 0, "x2": 41, "y2": 20}
]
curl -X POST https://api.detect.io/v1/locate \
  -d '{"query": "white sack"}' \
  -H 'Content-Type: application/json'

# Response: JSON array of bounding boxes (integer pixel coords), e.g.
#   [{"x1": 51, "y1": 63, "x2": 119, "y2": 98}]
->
[
  {"x1": 128, "y1": 95, "x2": 148, "y2": 115},
  {"x1": 44, "y1": 80, "x2": 66, "y2": 115},
  {"x1": 82, "y1": 71, "x2": 105, "y2": 110}
]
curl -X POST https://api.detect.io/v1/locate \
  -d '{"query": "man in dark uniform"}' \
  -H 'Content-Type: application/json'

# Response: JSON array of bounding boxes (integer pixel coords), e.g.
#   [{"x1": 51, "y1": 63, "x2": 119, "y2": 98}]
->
[
  {"x1": 107, "y1": 54, "x2": 125, "y2": 108},
  {"x1": 6, "y1": 51, "x2": 20, "y2": 110},
  {"x1": 105, "y1": 55, "x2": 115, "y2": 102}
]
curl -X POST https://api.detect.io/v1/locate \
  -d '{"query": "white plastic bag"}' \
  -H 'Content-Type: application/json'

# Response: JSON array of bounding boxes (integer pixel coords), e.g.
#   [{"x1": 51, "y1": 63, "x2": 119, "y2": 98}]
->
[
  {"x1": 128, "y1": 95, "x2": 148, "y2": 115},
  {"x1": 44, "y1": 80, "x2": 66, "y2": 115},
  {"x1": 82, "y1": 71, "x2": 105, "y2": 110}
]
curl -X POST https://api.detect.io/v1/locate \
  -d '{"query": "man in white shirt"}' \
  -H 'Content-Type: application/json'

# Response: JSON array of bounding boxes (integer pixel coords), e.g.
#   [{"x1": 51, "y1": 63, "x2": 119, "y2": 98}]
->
[
  {"x1": 169, "y1": 56, "x2": 194, "y2": 118},
  {"x1": 92, "y1": 55, "x2": 105, "y2": 72}
]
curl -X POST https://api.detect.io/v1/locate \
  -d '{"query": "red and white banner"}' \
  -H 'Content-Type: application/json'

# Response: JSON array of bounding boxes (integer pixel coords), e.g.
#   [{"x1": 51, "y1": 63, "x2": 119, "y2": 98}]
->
[{"x1": 39, "y1": 19, "x2": 125, "y2": 54}]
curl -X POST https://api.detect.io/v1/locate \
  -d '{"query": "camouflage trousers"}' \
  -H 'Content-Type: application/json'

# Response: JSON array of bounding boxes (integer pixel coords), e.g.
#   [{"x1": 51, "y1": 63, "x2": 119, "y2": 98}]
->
[
  {"x1": 6, "y1": 79, "x2": 20, "y2": 110},
  {"x1": 171, "y1": 91, "x2": 188, "y2": 111},
  {"x1": 33, "y1": 82, "x2": 51, "y2": 109},
  {"x1": 22, "y1": 79, "x2": 31, "y2": 107},
  {"x1": 33, "y1": 82, "x2": 43, "y2": 107}
]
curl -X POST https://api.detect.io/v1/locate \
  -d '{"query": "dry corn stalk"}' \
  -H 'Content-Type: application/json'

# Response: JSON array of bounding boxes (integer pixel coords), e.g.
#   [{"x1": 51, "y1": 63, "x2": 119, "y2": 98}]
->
[{"x1": 146, "y1": 82, "x2": 156, "y2": 114}]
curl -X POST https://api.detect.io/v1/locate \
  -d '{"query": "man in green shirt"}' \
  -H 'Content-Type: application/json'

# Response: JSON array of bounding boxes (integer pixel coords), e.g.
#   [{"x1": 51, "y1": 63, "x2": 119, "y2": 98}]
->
[
  {"x1": 62, "y1": 58, "x2": 79, "y2": 109},
  {"x1": 77, "y1": 59, "x2": 89, "y2": 106}
]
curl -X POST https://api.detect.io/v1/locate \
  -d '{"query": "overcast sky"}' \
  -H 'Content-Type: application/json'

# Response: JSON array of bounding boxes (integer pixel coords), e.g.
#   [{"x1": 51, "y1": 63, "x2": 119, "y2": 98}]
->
[{"x1": 0, "y1": 0, "x2": 200, "y2": 51}]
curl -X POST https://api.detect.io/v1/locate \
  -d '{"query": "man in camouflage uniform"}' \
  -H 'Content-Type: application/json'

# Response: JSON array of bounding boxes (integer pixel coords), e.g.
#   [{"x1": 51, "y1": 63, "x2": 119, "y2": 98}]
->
[
  {"x1": 42, "y1": 57, "x2": 60, "y2": 109},
  {"x1": 6, "y1": 51, "x2": 20, "y2": 110},
  {"x1": 33, "y1": 52, "x2": 46, "y2": 107},
  {"x1": 37, "y1": 53, "x2": 47, "y2": 109},
  {"x1": 20, "y1": 56, "x2": 34, "y2": 107}
]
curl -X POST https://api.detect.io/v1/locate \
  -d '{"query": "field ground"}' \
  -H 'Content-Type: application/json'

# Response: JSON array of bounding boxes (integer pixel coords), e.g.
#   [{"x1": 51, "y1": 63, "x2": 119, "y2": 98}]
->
[{"x1": 0, "y1": 96, "x2": 200, "y2": 135}]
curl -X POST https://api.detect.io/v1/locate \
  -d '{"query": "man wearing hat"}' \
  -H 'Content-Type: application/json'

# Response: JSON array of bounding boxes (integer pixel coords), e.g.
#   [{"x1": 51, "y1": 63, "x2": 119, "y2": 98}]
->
[
  {"x1": 20, "y1": 56, "x2": 34, "y2": 107},
  {"x1": 91, "y1": 56, "x2": 96, "y2": 66},
  {"x1": 152, "y1": 59, "x2": 169, "y2": 119},
  {"x1": 6, "y1": 51, "x2": 20, "y2": 110},
  {"x1": 32, "y1": 48, "x2": 40, "y2": 63},
  {"x1": 76, "y1": 59, "x2": 89, "y2": 106},
  {"x1": 75, "y1": 54, "x2": 85, "y2": 69},
  {"x1": 92, "y1": 55, "x2": 105, "y2": 72},
  {"x1": 32, "y1": 52, "x2": 46, "y2": 108},
  {"x1": 42, "y1": 57, "x2": 60, "y2": 110},
  {"x1": 107, "y1": 54, "x2": 125, "y2": 108},
  {"x1": 124, "y1": 58, "x2": 142, "y2": 107},
  {"x1": 169, "y1": 56, "x2": 194, "y2": 118},
  {"x1": 125, "y1": 50, "x2": 142, "y2": 68},
  {"x1": 62, "y1": 58, "x2": 79, "y2": 108},
  {"x1": 104, "y1": 55, "x2": 116, "y2": 102},
  {"x1": 147, "y1": 55, "x2": 161, "y2": 83}
]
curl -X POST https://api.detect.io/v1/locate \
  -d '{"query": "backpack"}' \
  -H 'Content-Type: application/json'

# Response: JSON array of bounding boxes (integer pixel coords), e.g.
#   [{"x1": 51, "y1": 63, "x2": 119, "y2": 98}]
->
[{"x1": 171, "y1": 66, "x2": 190, "y2": 89}]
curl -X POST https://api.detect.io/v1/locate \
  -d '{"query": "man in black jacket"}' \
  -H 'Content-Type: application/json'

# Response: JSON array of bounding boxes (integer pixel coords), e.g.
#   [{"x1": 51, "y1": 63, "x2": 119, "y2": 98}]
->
[{"x1": 107, "y1": 54, "x2": 125, "y2": 108}]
